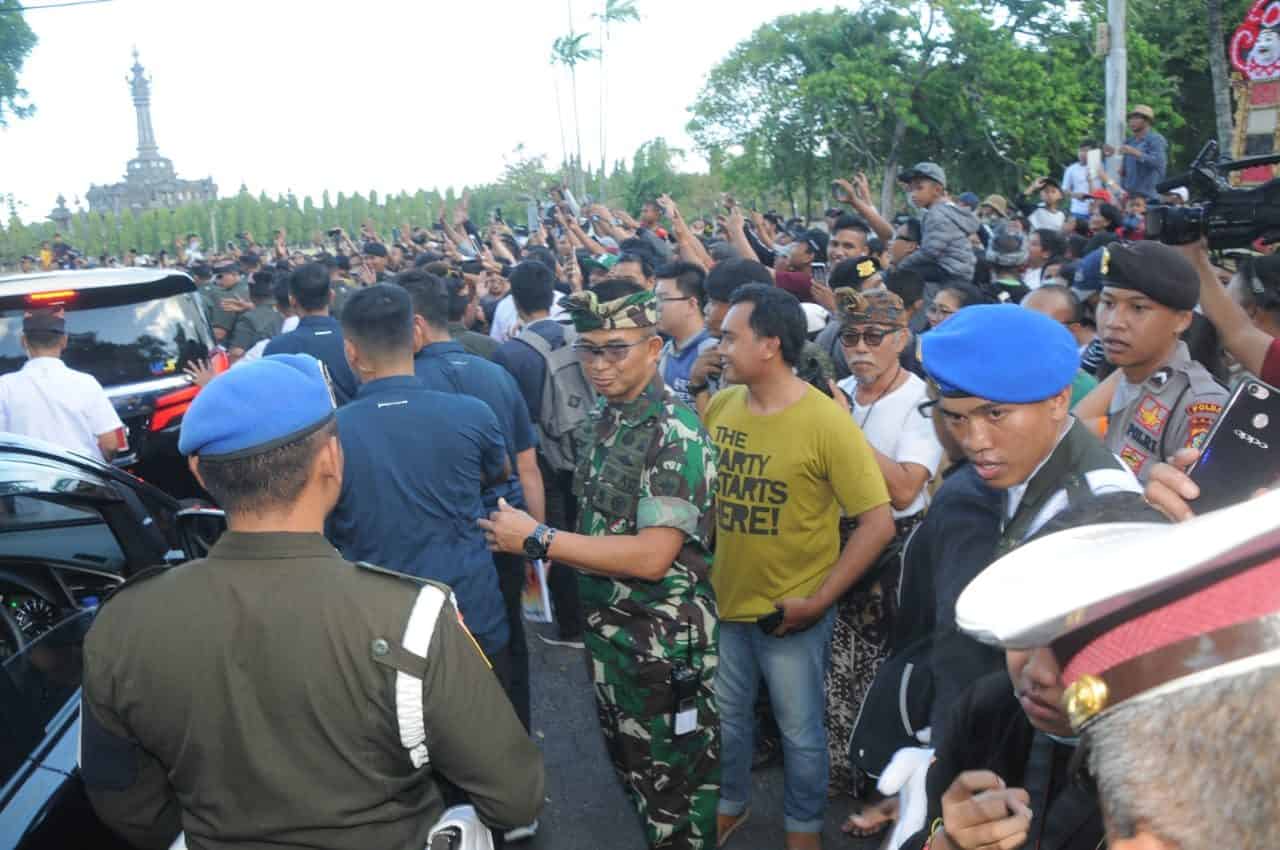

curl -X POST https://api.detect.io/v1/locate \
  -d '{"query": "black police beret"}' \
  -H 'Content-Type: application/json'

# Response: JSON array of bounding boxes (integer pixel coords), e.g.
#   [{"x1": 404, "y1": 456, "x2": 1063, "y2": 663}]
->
[{"x1": 1101, "y1": 241, "x2": 1199, "y2": 311}]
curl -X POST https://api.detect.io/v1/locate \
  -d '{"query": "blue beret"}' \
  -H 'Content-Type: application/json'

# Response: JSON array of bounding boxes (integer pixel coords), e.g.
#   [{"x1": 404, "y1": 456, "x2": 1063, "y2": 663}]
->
[
  {"x1": 921, "y1": 304, "x2": 1079, "y2": 403},
  {"x1": 178, "y1": 354, "x2": 336, "y2": 459}
]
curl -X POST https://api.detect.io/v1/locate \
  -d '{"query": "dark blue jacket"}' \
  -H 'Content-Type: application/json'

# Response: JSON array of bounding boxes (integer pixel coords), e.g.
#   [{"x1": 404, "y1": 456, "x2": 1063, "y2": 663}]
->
[
  {"x1": 325, "y1": 376, "x2": 510, "y2": 655},
  {"x1": 414, "y1": 341, "x2": 537, "y2": 511},
  {"x1": 263, "y1": 315, "x2": 359, "y2": 404}
]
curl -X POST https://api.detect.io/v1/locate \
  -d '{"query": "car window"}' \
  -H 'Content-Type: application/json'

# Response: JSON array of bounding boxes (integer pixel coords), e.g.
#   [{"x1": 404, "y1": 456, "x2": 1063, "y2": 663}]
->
[
  {"x1": 0, "y1": 292, "x2": 211, "y2": 387},
  {"x1": 0, "y1": 496, "x2": 125, "y2": 573},
  {"x1": 0, "y1": 610, "x2": 91, "y2": 789}
]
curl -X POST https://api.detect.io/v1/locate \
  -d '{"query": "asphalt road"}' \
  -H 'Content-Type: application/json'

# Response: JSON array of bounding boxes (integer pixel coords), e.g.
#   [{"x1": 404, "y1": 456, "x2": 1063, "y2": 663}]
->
[{"x1": 518, "y1": 619, "x2": 882, "y2": 850}]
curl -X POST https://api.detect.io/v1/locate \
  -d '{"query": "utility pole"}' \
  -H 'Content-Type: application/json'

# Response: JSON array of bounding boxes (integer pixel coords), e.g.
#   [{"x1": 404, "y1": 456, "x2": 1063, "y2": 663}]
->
[{"x1": 1105, "y1": 0, "x2": 1128, "y2": 178}]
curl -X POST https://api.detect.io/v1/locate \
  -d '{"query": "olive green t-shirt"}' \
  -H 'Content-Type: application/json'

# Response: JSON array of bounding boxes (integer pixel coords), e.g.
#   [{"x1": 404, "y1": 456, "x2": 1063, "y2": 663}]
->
[{"x1": 704, "y1": 384, "x2": 889, "y2": 621}]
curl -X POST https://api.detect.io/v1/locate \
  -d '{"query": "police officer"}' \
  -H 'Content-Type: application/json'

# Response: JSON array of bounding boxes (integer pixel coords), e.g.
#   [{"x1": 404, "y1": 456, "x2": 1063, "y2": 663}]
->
[
  {"x1": 955, "y1": 490, "x2": 1280, "y2": 850},
  {"x1": 481, "y1": 280, "x2": 720, "y2": 850},
  {"x1": 1096, "y1": 241, "x2": 1228, "y2": 481},
  {"x1": 224, "y1": 270, "x2": 284, "y2": 361},
  {"x1": 922, "y1": 304, "x2": 1143, "y2": 556},
  {"x1": 80, "y1": 354, "x2": 543, "y2": 849},
  {"x1": 203, "y1": 262, "x2": 250, "y2": 344}
]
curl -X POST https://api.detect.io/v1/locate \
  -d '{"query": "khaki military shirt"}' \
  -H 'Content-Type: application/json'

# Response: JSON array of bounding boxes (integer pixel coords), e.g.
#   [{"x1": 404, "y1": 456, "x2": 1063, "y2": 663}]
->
[
  {"x1": 1105, "y1": 342, "x2": 1228, "y2": 481},
  {"x1": 81, "y1": 531, "x2": 543, "y2": 850},
  {"x1": 331, "y1": 278, "x2": 359, "y2": 320},
  {"x1": 226, "y1": 303, "x2": 284, "y2": 354},
  {"x1": 201, "y1": 280, "x2": 250, "y2": 336}
]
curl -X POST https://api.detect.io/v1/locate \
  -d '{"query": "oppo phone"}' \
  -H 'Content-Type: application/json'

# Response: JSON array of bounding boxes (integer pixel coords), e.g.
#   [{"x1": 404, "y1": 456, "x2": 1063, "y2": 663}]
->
[{"x1": 1187, "y1": 377, "x2": 1280, "y2": 514}]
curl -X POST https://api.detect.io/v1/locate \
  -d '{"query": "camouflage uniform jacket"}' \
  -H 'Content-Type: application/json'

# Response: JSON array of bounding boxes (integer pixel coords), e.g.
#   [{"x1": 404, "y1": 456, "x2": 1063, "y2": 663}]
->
[
  {"x1": 571, "y1": 372, "x2": 721, "y2": 849},
  {"x1": 572, "y1": 373, "x2": 718, "y2": 647}
]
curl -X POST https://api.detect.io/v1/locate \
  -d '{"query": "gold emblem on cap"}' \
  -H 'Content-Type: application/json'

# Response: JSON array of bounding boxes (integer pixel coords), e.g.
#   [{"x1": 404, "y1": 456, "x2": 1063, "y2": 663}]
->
[
  {"x1": 1100, "y1": 247, "x2": 1110, "y2": 277},
  {"x1": 857, "y1": 260, "x2": 876, "y2": 278},
  {"x1": 1064, "y1": 674, "x2": 1109, "y2": 731}
]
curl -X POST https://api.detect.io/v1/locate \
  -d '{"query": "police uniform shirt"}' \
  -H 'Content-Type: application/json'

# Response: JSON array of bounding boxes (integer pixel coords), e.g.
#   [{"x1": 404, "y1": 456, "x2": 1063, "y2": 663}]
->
[
  {"x1": 81, "y1": 532, "x2": 544, "y2": 850},
  {"x1": 325, "y1": 376, "x2": 512, "y2": 657},
  {"x1": 0, "y1": 356, "x2": 123, "y2": 460},
  {"x1": 262, "y1": 315, "x2": 359, "y2": 404},
  {"x1": 414, "y1": 340, "x2": 537, "y2": 511},
  {"x1": 1105, "y1": 341, "x2": 1228, "y2": 482},
  {"x1": 225, "y1": 303, "x2": 284, "y2": 353}
]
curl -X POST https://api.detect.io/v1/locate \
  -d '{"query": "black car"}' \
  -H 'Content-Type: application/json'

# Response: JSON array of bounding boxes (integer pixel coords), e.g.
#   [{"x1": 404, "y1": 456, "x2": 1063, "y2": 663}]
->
[
  {"x1": 0, "y1": 269, "x2": 227, "y2": 497},
  {"x1": 0, "y1": 434, "x2": 222, "y2": 848}
]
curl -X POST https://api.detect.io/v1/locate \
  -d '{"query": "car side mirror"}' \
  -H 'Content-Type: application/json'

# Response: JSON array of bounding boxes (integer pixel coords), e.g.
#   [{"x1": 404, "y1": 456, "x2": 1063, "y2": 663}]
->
[{"x1": 174, "y1": 505, "x2": 226, "y2": 562}]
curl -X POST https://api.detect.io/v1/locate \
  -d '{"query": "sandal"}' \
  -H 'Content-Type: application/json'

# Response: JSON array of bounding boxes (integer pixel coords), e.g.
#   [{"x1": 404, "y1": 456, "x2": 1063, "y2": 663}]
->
[{"x1": 717, "y1": 809, "x2": 750, "y2": 848}]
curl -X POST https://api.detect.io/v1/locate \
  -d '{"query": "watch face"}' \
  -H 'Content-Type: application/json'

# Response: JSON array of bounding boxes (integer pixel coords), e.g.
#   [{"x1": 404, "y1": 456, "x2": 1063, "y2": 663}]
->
[{"x1": 523, "y1": 536, "x2": 544, "y2": 559}]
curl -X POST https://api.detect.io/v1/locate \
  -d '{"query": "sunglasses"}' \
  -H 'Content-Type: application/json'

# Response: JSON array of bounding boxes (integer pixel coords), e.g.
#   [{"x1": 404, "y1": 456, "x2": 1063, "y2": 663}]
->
[
  {"x1": 571, "y1": 339, "x2": 649, "y2": 364},
  {"x1": 839, "y1": 328, "x2": 898, "y2": 347}
]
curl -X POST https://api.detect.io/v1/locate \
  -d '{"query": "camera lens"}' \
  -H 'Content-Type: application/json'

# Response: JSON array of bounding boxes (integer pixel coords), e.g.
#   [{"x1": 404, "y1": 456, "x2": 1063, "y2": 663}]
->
[{"x1": 1248, "y1": 382, "x2": 1270, "y2": 400}]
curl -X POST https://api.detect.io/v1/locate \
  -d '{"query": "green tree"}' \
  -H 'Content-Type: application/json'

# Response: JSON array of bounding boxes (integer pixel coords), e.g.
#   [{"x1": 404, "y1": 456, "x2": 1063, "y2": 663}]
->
[
  {"x1": 0, "y1": 0, "x2": 36, "y2": 125},
  {"x1": 552, "y1": 31, "x2": 601, "y2": 199},
  {"x1": 689, "y1": 2, "x2": 1189, "y2": 214}
]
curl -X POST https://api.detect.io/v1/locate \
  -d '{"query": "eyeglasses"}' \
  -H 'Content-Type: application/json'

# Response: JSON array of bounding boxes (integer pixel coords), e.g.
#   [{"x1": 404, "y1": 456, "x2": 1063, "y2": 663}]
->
[
  {"x1": 572, "y1": 339, "x2": 649, "y2": 363},
  {"x1": 839, "y1": 328, "x2": 897, "y2": 347},
  {"x1": 656, "y1": 295, "x2": 692, "y2": 306}
]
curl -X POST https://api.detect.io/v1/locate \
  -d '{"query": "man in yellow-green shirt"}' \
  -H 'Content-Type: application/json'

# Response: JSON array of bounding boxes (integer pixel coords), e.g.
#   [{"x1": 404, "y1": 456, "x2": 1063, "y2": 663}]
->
[{"x1": 704, "y1": 284, "x2": 893, "y2": 850}]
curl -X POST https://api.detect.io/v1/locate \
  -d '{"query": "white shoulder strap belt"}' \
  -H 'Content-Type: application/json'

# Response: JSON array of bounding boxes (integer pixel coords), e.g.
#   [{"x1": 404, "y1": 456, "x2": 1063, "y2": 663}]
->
[{"x1": 396, "y1": 584, "x2": 450, "y2": 768}]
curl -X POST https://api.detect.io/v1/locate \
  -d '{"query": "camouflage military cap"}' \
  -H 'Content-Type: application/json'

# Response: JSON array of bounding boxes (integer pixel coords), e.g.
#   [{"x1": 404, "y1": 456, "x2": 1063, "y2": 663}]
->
[
  {"x1": 562, "y1": 289, "x2": 658, "y2": 332},
  {"x1": 834, "y1": 286, "x2": 907, "y2": 328}
]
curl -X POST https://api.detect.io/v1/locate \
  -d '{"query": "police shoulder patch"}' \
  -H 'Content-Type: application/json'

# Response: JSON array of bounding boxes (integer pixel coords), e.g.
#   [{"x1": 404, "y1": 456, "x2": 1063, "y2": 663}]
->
[
  {"x1": 1186, "y1": 401, "x2": 1223, "y2": 418},
  {"x1": 1119, "y1": 444, "x2": 1148, "y2": 475},
  {"x1": 1187, "y1": 415, "x2": 1216, "y2": 450},
  {"x1": 354, "y1": 560, "x2": 429, "y2": 587}
]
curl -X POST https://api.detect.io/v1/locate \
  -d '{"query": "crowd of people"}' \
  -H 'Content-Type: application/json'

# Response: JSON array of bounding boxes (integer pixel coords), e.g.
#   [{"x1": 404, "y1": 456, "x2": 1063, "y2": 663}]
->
[{"x1": 5, "y1": 100, "x2": 1278, "y2": 850}]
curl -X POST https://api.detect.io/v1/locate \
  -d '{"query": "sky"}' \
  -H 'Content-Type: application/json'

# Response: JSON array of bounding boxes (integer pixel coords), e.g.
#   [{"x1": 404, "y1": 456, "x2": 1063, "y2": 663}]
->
[{"x1": 3, "y1": 0, "x2": 834, "y2": 223}]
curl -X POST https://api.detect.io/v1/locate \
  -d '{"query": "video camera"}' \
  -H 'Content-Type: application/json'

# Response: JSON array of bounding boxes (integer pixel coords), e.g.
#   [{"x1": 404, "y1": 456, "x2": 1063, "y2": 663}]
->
[{"x1": 1146, "y1": 140, "x2": 1280, "y2": 249}]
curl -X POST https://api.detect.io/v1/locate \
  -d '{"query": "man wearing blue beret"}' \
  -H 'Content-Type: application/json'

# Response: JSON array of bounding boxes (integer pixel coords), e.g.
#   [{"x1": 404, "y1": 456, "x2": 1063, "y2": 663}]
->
[
  {"x1": 922, "y1": 304, "x2": 1143, "y2": 559},
  {"x1": 79, "y1": 354, "x2": 543, "y2": 849}
]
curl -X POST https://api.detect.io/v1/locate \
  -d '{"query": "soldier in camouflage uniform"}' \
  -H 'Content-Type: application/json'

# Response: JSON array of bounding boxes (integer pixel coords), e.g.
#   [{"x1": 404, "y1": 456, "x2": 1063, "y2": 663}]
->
[{"x1": 481, "y1": 281, "x2": 720, "y2": 849}]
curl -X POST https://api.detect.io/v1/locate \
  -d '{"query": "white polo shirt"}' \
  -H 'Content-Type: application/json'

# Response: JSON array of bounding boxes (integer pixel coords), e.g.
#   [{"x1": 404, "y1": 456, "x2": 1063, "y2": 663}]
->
[{"x1": 0, "y1": 357, "x2": 124, "y2": 460}]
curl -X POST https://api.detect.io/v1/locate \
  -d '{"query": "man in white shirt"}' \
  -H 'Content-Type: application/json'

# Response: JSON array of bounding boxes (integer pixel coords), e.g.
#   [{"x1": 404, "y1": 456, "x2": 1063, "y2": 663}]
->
[
  {"x1": 0, "y1": 309, "x2": 124, "y2": 461},
  {"x1": 1062, "y1": 141, "x2": 1098, "y2": 222},
  {"x1": 828, "y1": 286, "x2": 944, "y2": 798}
]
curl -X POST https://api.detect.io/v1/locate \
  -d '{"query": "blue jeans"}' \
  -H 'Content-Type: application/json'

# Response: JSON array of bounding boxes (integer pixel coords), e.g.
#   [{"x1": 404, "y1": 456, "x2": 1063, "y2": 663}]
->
[{"x1": 715, "y1": 608, "x2": 835, "y2": 834}]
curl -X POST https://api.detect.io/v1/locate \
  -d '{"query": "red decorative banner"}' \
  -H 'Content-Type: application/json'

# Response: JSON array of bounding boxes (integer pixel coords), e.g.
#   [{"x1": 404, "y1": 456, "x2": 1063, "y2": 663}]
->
[{"x1": 1232, "y1": 0, "x2": 1280, "y2": 81}]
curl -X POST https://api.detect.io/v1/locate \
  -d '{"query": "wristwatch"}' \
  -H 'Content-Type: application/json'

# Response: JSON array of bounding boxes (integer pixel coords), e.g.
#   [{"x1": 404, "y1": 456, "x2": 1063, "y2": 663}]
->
[
  {"x1": 686, "y1": 382, "x2": 709, "y2": 397},
  {"x1": 523, "y1": 523, "x2": 557, "y2": 560}
]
